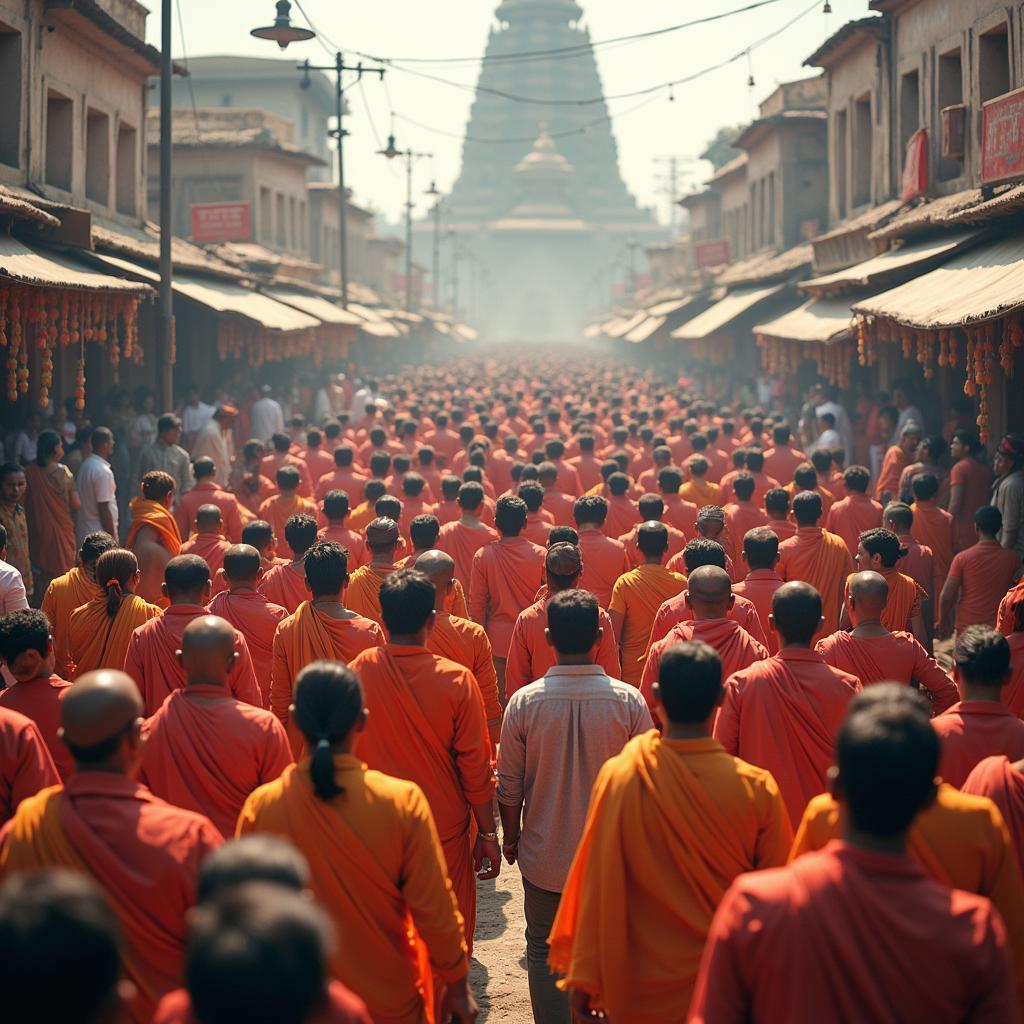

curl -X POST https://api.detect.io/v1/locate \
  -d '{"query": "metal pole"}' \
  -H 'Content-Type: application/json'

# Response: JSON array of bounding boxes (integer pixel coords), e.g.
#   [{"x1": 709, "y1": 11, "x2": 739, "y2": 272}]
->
[
  {"x1": 158, "y1": 0, "x2": 173, "y2": 410},
  {"x1": 405, "y1": 153, "x2": 413, "y2": 311},
  {"x1": 335, "y1": 53, "x2": 349, "y2": 309},
  {"x1": 432, "y1": 200, "x2": 440, "y2": 311}
]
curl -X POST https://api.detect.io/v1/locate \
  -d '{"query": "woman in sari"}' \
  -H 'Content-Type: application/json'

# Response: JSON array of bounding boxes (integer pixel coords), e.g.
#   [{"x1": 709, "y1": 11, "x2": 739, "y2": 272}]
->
[{"x1": 23, "y1": 429, "x2": 79, "y2": 595}]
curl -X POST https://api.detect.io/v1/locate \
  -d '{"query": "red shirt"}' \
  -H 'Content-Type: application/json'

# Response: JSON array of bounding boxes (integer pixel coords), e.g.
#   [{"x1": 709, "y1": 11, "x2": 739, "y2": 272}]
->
[
  {"x1": 933, "y1": 700, "x2": 1024, "y2": 789},
  {"x1": 947, "y1": 540, "x2": 1023, "y2": 631},
  {"x1": 950, "y1": 457, "x2": 995, "y2": 553},
  {"x1": 0, "y1": 674, "x2": 73, "y2": 780}
]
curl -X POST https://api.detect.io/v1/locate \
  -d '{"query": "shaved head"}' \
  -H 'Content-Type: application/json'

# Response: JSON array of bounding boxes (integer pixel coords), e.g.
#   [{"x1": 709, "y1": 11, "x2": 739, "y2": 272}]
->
[
  {"x1": 61, "y1": 671, "x2": 143, "y2": 764},
  {"x1": 686, "y1": 565, "x2": 733, "y2": 618},
  {"x1": 414, "y1": 550, "x2": 456, "y2": 609},
  {"x1": 849, "y1": 570, "x2": 889, "y2": 619},
  {"x1": 180, "y1": 615, "x2": 237, "y2": 687}
]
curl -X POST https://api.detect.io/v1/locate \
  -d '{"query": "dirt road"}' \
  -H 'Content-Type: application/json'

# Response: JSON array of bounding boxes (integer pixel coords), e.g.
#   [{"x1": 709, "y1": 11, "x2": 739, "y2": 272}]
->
[{"x1": 471, "y1": 867, "x2": 532, "y2": 1022}]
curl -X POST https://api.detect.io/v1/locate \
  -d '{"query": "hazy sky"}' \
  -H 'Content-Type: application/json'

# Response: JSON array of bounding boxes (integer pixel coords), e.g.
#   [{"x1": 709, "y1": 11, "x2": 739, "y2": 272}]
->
[{"x1": 147, "y1": 0, "x2": 867, "y2": 228}]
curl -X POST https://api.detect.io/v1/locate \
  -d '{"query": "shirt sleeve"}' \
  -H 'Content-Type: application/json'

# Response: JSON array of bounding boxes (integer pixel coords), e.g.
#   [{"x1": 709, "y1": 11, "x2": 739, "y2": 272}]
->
[
  {"x1": 713, "y1": 681, "x2": 741, "y2": 755},
  {"x1": 911, "y1": 643, "x2": 960, "y2": 713},
  {"x1": 1, "y1": 570, "x2": 28, "y2": 614},
  {"x1": 947, "y1": 551, "x2": 965, "y2": 584},
  {"x1": 687, "y1": 883, "x2": 753, "y2": 1024},
  {"x1": 451, "y1": 671, "x2": 495, "y2": 805},
  {"x1": 504, "y1": 616, "x2": 531, "y2": 695},
  {"x1": 495, "y1": 699, "x2": 526, "y2": 807},
  {"x1": 468, "y1": 548, "x2": 488, "y2": 627}
]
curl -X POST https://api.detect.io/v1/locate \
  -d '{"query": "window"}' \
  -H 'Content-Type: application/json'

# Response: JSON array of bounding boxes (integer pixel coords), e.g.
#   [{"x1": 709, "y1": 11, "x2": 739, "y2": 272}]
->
[
  {"x1": 115, "y1": 123, "x2": 136, "y2": 215},
  {"x1": 834, "y1": 108, "x2": 848, "y2": 220},
  {"x1": 899, "y1": 69, "x2": 920, "y2": 158},
  {"x1": 85, "y1": 108, "x2": 110, "y2": 205},
  {"x1": 852, "y1": 93, "x2": 872, "y2": 207},
  {"x1": 0, "y1": 24, "x2": 22, "y2": 168},
  {"x1": 45, "y1": 90, "x2": 73, "y2": 191},
  {"x1": 259, "y1": 187, "x2": 272, "y2": 242},
  {"x1": 938, "y1": 47, "x2": 963, "y2": 181},
  {"x1": 288, "y1": 196, "x2": 297, "y2": 249},
  {"x1": 275, "y1": 192, "x2": 285, "y2": 247},
  {"x1": 979, "y1": 24, "x2": 1010, "y2": 104}
]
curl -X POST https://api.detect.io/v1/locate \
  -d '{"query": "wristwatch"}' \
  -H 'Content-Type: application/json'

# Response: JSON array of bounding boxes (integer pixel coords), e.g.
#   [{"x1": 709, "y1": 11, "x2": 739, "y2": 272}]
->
[{"x1": 478, "y1": 831, "x2": 499, "y2": 842}]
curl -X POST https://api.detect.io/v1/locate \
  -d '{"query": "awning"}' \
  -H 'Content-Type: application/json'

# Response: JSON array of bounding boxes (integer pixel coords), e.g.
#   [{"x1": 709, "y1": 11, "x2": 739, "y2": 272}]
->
[
  {"x1": 672, "y1": 283, "x2": 784, "y2": 340},
  {"x1": 755, "y1": 296, "x2": 857, "y2": 345},
  {"x1": 606, "y1": 310, "x2": 649, "y2": 339},
  {"x1": 801, "y1": 230, "x2": 984, "y2": 292},
  {"x1": 0, "y1": 236, "x2": 152, "y2": 295},
  {"x1": 645, "y1": 297, "x2": 692, "y2": 317},
  {"x1": 266, "y1": 288, "x2": 365, "y2": 326},
  {"x1": 624, "y1": 315, "x2": 666, "y2": 343},
  {"x1": 93, "y1": 251, "x2": 318, "y2": 332},
  {"x1": 852, "y1": 234, "x2": 1024, "y2": 330}
]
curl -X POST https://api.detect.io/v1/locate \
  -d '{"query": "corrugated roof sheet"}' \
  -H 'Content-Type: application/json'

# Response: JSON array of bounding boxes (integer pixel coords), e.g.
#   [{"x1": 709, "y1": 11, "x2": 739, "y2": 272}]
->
[
  {"x1": 624, "y1": 315, "x2": 666, "y2": 343},
  {"x1": 672, "y1": 283, "x2": 785, "y2": 340},
  {"x1": 801, "y1": 230, "x2": 984, "y2": 292},
  {"x1": 266, "y1": 289, "x2": 366, "y2": 326},
  {"x1": 851, "y1": 234, "x2": 1024, "y2": 329},
  {"x1": 755, "y1": 295, "x2": 857, "y2": 344},
  {"x1": 715, "y1": 243, "x2": 813, "y2": 287},
  {"x1": 869, "y1": 189, "x2": 984, "y2": 241},
  {"x1": 0, "y1": 237, "x2": 153, "y2": 294},
  {"x1": 606, "y1": 311, "x2": 649, "y2": 339},
  {"x1": 812, "y1": 198, "x2": 905, "y2": 243}
]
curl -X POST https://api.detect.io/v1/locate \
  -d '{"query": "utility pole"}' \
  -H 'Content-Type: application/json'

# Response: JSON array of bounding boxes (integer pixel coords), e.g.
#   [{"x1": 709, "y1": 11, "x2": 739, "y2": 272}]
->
[
  {"x1": 299, "y1": 55, "x2": 385, "y2": 308},
  {"x1": 424, "y1": 180, "x2": 442, "y2": 310},
  {"x1": 379, "y1": 135, "x2": 432, "y2": 312},
  {"x1": 158, "y1": 0, "x2": 173, "y2": 410},
  {"x1": 654, "y1": 154, "x2": 696, "y2": 235}
]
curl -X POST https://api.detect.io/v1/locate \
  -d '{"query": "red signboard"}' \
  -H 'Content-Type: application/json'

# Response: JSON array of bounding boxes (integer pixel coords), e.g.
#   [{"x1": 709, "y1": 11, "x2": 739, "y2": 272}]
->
[
  {"x1": 901, "y1": 128, "x2": 928, "y2": 202},
  {"x1": 695, "y1": 239, "x2": 730, "y2": 268},
  {"x1": 982, "y1": 87, "x2": 1024, "y2": 185},
  {"x1": 190, "y1": 202, "x2": 252, "y2": 243}
]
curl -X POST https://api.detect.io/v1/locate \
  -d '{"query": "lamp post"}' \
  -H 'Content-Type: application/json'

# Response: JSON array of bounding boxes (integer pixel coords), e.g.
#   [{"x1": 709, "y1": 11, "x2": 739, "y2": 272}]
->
[
  {"x1": 251, "y1": 4, "x2": 384, "y2": 308},
  {"x1": 157, "y1": 0, "x2": 173, "y2": 410},
  {"x1": 424, "y1": 180, "x2": 442, "y2": 310},
  {"x1": 378, "y1": 134, "x2": 432, "y2": 312}
]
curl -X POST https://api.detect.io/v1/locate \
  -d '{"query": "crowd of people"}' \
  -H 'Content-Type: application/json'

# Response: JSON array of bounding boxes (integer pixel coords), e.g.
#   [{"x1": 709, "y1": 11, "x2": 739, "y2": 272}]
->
[{"x1": 0, "y1": 353, "x2": 1024, "y2": 1023}]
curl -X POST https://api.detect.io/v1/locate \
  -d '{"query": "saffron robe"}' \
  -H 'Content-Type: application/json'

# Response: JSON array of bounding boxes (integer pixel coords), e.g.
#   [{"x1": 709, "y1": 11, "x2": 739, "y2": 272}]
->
[
  {"x1": 139, "y1": 684, "x2": 292, "y2": 838},
  {"x1": 437, "y1": 521, "x2": 499, "y2": 589},
  {"x1": 238, "y1": 757, "x2": 467, "y2": 1024},
  {"x1": 816, "y1": 630, "x2": 959, "y2": 712},
  {"x1": 964, "y1": 756, "x2": 1024, "y2": 877},
  {"x1": 41, "y1": 567, "x2": 97, "y2": 678},
  {"x1": 999, "y1": 583, "x2": 1024, "y2": 635},
  {"x1": 933, "y1": 701, "x2": 1024, "y2": 789},
  {"x1": 504, "y1": 599, "x2": 621, "y2": 699},
  {"x1": 259, "y1": 562, "x2": 310, "y2": 614},
  {"x1": 608, "y1": 564, "x2": 687, "y2": 685},
  {"x1": 766, "y1": 516, "x2": 797, "y2": 542},
  {"x1": 125, "y1": 496, "x2": 182, "y2": 556},
  {"x1": 661, "y1": 493, "x2": 698, "y2": 536},
  {"x1": 715, "y1": 648, "x2": 861, "y2": 827},
  {"x1": 175, "y1": 480, "x2": 244, "y2": 543},
  {"x1": 153, "y1": 981, "x2": 372, "y2": 1024},
  {"x1": 723, "y1": 501, "x2": 769, "y2": 553},
  {"x1": 206, "y1": 588, "x2": 288, "y2": 666},
  {"x1": 345, "y1": 564, "x2": 398, "y2": 626},
  {"x1": 732, "y1": 569, "x2": 784, "y2": 655},
  {"x1": 349, "y1": 645, "x2": 495, "y2": 948},
  {"x1": 648, "y1": 590, "x2": 767, "y2": 649},
  {"x1": 0, "y1": 706, "x2": 58, "y2": 824},
  {"x1": 0, "y1": 773, "x2": 221, "y2": 1023},
  {"x1": 618, "y1": 522, "x2": 686, "y2": 568},
  {"x1": 123, "y1": 605, "x2": 263, "y2": 714},
  {"x1": 603, "y1": 495, "x2": 641, "y2": 539},
  {"x1": 777, "y1": 526, "x2": 854, "y2": 641},
  {"x1": 690, "y1": 840, "x2": 1017, "y2": 1024},
  {"x1": 843, "y1": 566, "x2": 922, "y2": 634},
  {"x1": 680, "y1": 479, "x2": 720, "y2": 506},
  {"x1": 468, "y1": 536, "x2": 546, "y2": 658},
  {"x1": 825, "y1": 492, "x2": 883, "y2": 557},
  {"x1": 549, "y1": 732, "x2": 791, "y2": 1022},
  {"x1": 875, "y1": 444, "x2": 910, "y2": 500},
  {"x1": 912, "y1": 499, "x2": 955, "y2": 587},
  {"x1": 576, "y1": 530, "x2": 632, "y2": 609},
  {"x1": 0, "y1": 674, "x2": 74, "y2": 780},
  {"x1": 270, "y1": 602, "x2": 384, "y2": 753},
  {"x1": 762, "y1": 444, "x2": 807, "y2": 487},
  {"x1": 319, "y1": 524, "x2": 369, "y2": 569},
  {"x1": 257, "y1": 493, "x2": 319, "y2": 548},
  {"x1": 1006, "y1": 634, "x2": 1024, "y2": 718},
  {"x1": 23, "y1": 462, "x2": 77, "y2": 577},
  {"x1": 68, "y1": 594, "x2": 161, "y2": 678},
  {"x1": 179, "y1": 533, "x2": 231, "y2": 576}
]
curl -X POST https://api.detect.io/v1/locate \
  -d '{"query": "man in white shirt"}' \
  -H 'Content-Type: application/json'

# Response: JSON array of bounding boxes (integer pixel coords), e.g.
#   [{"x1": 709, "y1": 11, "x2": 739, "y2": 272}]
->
[
  {"x1": 350, "y1": 378, "x2": 380, "y2": 421},
  {"x1": 180, "y1": 388, "x2": 216, "y2": 449},
  {"x1": 191, "y1": 404, "x2": 237, "y2": 488},
  {"x1": 0, "y1": 524, "x2": 28, "y2": 614},
  {"x1": 75, "y1": 427, "x2": 119, "y2": 545},
  {"x1": 815, "y1": 386, "x2": 854, "y2": 463},
  {"x1": 809, "y1": 412, "x2": 843, "y2": 456},
  {"x1": 249, "y1": 386, "x2": 285, "y2": 442}
]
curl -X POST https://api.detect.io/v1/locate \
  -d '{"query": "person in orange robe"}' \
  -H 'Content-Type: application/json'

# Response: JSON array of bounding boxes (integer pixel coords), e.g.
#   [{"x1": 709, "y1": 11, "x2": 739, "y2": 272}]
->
[
  {"x1": 714, "y1": 581, "x2": 861, "y2": 827},
  {"x1": 964, "y1": 755, "x2": 1024, "y2": 876},
  {"x1": 550, "y1": 640, "x2": 792, "y2": 1021},
  {"x1": 179, "y1": 505, "x2": 232, "y2": 578},
  {"x1": 437, "y1": 481, "x2": 499, "y2": 589},
  {"x1": 68, "y1": 549, "x2": 161, "y2": 678},
  {"x1": 618, "y1": 494, "x2": 686, "y2": 568},
  {"x1": 23, "y1": 431, "x2": 78, "y2": 595},
  {"x1": 666, "y1": 505, "x2": 742, "y2": 581},
  {"x1": 761, "y1": 424, "x2": 807, "y2": 486},
  {"x1": 0, "y1": 670, "x2": 222, "y2": 1023},
  {"x1": 349, "y1": 569, "x2": 499, "y2": 952},
  {"x1": 777, "y1": 490, "x2": 853, "y2": 643},
  {"x1": 732, "y1": 526, "x2": 785, "y2": 656},
  {"x1": 504, "y1": 543, "x2": 621, "y2": 699},
  {"x1": 345, "y1": 517, "x2": 403, "y2": 626},
  {"x1": 260, "y1": 513, "x2": 320, "y2": 614},
  {"x1": 230, "y1": 440, "x2": 278, "y2": 523},
  {"x1": 572, "y1": 495, "x2": 631, "y2": 608},
  {"x1": 950, "y1": 430, "x2": 995, "y2": 553},
  {"x1": 884, "y1": 501, "x2": 937, "y2": 611},
  {"x1": 650, "y1": 538, "x2": 767, "y2": 648},
  {"x1": 641, "y1": 566, "x2": 768, "y2": 712},
  {"x1": 609, "y1": 522, "x2": 687, "y2": 685},
  {"x1": 417, "y1": 549, "x2": 502, "y2": 744},
  {"x1": 123, "y1": 555, "x2": 262, "y2": 714},
  {"x1": 999, "y1": 579, "x2": 1024, "y2": 635},
  {"x1": 261, "y1": 433, "x2": 313, "y2": 498},
  {"x1": 602, "y1": 473, "x2": 640, "y2": 539},
  {"x1": 818, "y1": 571, "x2": 958, "y2": 711},
  {"x1": 0, "y1": 608, "x2": 74, "y2": 779},
  {"x1": 841, "y1": 528, "x2": 928, "y2": 645},
  {"x1": 207, "y1": 544, "x2": 288, "y2": 670},
  {"x1": 912, "y1": 472, "x2": 954, "y2": 585},
  {"x1": 874, "y1": 421, "x2": 922, "y2": 503},
  {"x1": 318, "y1": 490, "x2": 368, "y2": 569},
  {"x1": 270, "y1": 541, "x2": 384, "y2": 754},
  {"x1": 139, "y1": 615, "x2": 292, "y2": 838},
  {"x1": 538, "y1": 462, "x2": 577, "y2": 527},
  {"x1": 933, "y1": 627, "x2": 1024, "y2": 789},
  {"x1": 258, "y1": 466, "x2": 319, "y2": 546},
  {"x1": 693, "y1": 685, "x2": 1019, "y2": 1023},
  {"x1": 680, "y1": 456, "x2": 720, "y2": 506},
  {"x1": 237, "y1": 661, "x2": 477, "y2": 1024},
  {"x1": 0, "y1": 703, "x2": 58, "y2": 824},
  {"x1": 347, "y1": 480, "x2": 388, "y2": 534},
  {"x1": 126, "y1": 472, "x2": 183, "y2": 606},
  {"x1": 314, "y1": 445, "x2": 368, "y2": 501},
  {"x1": 1002, "y1": 599, "x2": 1024, "y2": 717},
  {"x1": 825, "y1": 465, "x2": 883, "y2": 557},
  {"x1": 469, "y1": 496, "x2": 545, "y2": 693},
  {"x1": 41, "y1": 531, "x2": 115, "y2": 678},
  {"x1": 175, "y1": 458, "x2": 244, "y2": 543},
  {"x1": 657, "y1": 468, "x2": 699, "y2": 537},
  {"x1": 723, "y1": 473, "x2": 769, "y2": 548},
  {"x1": 396, "y1": 515, "x2": 469, "y2": 617},
  {"x1": 763, "y1": 486, "x2": 797, "y2": 543}
]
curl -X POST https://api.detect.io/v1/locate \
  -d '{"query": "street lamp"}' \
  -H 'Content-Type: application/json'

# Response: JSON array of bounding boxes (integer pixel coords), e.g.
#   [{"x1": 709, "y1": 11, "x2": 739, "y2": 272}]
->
[
  {"x1": 378, "y1": 134, "x2": 432, "y2": 313},
  {"x1": 250, "y1": 1, "x2": 315, "y2": 49},
  {"x1": 424, "y1": 180, "x2": 442, "y2": 311}
]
